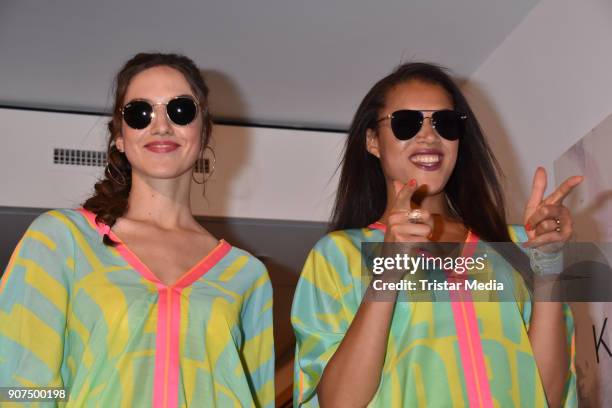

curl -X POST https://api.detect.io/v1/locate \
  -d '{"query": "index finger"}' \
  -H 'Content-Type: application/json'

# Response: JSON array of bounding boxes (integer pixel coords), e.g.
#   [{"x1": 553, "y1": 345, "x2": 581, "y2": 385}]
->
[
  {"x1": 391, "y1": 179, "x2": 418, "y2": 212},
  {"x1": 543, "y1": 175, "x2": 584, "y2": 205},
  {"x1": 525, "y1": 167, "x2": 547, "y2": 215}
]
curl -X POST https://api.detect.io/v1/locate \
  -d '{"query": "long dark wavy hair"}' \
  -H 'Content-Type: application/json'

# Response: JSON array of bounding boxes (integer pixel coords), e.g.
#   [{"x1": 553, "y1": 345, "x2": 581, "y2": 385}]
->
[
  {"x1": 83, "y1": 53, "x2": 213, "y2": 245},
  {"x1": 330, "y1": 62, "x2": 512, "y2": 243}
]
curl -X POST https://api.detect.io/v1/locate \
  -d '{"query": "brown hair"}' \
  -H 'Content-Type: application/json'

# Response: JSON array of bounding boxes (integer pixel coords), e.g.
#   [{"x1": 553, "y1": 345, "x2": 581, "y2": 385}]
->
[
  {"x1": 83, "y1": 52, "x2": 213, "y2": 245},
  {"x1": 330, "y1": 62, "x2": 510, "y2": 242}
]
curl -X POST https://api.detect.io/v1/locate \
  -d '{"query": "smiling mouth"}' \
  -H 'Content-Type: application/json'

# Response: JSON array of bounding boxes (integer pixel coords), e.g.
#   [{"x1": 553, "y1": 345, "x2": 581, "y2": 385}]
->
[
  {"x1": 144, "y1": 142, "x2": 180, "y2": 153},
  {"x1": 410, "y1": 153, "x2": 443, "y2": 170}
]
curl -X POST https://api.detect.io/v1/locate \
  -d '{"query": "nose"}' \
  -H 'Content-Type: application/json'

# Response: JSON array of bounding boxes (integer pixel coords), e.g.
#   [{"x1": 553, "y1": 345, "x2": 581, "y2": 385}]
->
[
  {"x1": 149, "y1": 104, "x2": 172, "y2": 135},
  {"x1": 414, "y1": 114, "x2": 438, "y2": 143}
]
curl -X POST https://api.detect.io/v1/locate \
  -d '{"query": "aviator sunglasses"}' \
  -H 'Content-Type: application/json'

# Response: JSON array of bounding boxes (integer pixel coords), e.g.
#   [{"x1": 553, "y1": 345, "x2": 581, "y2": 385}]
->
[
  {"x1": 377, "y1": 109, "x2": 468, "y2": 141},
  {"x1": 121, "y1": 96, "x2": 200, "y2": 129}
]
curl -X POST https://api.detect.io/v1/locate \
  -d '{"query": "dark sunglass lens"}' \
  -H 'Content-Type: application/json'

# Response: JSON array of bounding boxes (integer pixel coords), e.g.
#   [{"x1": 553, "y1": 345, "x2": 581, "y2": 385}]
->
[
  {"x1": 167, "y1": 97, "x2": 198, "y2": 126},
  {"x1": 123, "y1": 101, "x2": 153, "y2": 129},
  {"x1": 390, "y1": 110, "x2": 424, "y2": 140},
  {"x1": 432, "y1": 110, "x2": 465, "y2": 141}
]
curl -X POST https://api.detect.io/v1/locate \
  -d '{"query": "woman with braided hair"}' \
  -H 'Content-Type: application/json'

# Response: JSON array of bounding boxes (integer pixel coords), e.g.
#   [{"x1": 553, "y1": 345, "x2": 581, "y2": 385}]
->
[{"x1": 0, "y1": 53, "x2": 274, "y2": 407}]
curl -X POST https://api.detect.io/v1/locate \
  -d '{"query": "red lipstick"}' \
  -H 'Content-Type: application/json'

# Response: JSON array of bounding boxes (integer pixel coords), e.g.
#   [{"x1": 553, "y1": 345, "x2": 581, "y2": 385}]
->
[{"x1": 144, "y1": 141, "x2": 180, "y2": 153}]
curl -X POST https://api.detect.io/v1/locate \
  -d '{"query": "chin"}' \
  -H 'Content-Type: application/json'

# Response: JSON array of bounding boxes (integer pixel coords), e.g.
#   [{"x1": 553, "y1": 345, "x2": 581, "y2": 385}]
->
[
  {"x1": 136, "y1": 166, "x2": 193, "y2": 181},
  {"x1": 412, "y1": 174, "x2": 448, "y2": 194}
]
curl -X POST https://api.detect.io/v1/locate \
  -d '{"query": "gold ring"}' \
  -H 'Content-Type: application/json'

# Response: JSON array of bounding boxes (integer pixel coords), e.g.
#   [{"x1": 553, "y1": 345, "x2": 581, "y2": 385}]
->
[{"x1": 407, "y1": 209, "x2": 423, "y2": 224}]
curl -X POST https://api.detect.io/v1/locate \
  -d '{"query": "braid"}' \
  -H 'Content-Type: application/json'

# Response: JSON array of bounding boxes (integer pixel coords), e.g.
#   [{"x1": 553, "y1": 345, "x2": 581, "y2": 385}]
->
[{"x1": 83, "y1": 121, "x2": 131, "y2": 245}]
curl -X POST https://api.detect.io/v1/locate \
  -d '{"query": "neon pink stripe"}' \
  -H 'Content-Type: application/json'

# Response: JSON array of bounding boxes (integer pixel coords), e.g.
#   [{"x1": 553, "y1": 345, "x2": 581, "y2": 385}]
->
[
  {"x1": 78, "y1": 208, "x2": 230, "y2": 286},
  {"x1": 115, "y1": 244, "x2": 161, "y2": 282},
  {"x1": 167, "y1": 288, "x2": 181, "y2": 408},
  {"x1": 369, "y1": 221, "x2": 494, "y2": 405},
  {"x1": 449, "y1": 299, "x2": 479, "y2": 406},
  {"x1": 445, "y1": 232, "x2": 493, "y2": 407},
  {"x1": 153, "y1": 288, "x2": 169, "y2": 408},
  {"x1": 463, "y1": 233, "x2": 494, "y2": 407},
  {"x1": 174, "y1": 241, "x2": 231, "y2": 289},
  {"x1": 78, "y1": 208, "x2": 232, "y2": 407},
  {"x1": 464, "y1": 297, "x2": 493, "y2": 407},
  {"x1": 446, "y1": 263, "x2": 479, "y2": 407}
]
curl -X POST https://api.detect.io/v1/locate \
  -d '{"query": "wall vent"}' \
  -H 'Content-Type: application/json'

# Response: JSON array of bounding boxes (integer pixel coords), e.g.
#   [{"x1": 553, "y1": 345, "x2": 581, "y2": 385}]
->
[
  {"x1": 53, "y1": 148, "x2": 106, "y2": 167},
  {"x1": 53, "y1": 148, "x2": 209, "y2": 173}
]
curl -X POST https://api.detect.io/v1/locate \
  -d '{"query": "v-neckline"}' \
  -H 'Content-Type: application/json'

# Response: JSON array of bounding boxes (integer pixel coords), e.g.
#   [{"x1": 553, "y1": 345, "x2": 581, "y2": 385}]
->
[{"x1": 79, "y1": 208, "x2": 231, "y2": 289}]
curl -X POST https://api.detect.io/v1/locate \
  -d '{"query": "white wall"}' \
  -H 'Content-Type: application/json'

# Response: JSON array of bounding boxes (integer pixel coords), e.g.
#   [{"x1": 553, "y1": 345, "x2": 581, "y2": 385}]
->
[
  {"x1": 464, "y1": 1, "x2": 612, "y2": 405},
  {"x1": 463, "y1": 0, "x2": 612, "y2": 223},
  {"x1": 0, "y1": 108, "x2": 344, "y2": 222}
]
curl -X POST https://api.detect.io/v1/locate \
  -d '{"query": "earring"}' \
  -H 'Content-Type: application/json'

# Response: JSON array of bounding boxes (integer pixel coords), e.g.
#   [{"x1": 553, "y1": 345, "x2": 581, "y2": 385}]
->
[
  {"x1": 106, "y1": 161, "x2": 128, "y2": 186},
  {"x1": 192, "y1": 145, "x2": 216, "y2": 185},
  {"x1": 203, "y1": 145, "x2": 216, "y2": 182}
]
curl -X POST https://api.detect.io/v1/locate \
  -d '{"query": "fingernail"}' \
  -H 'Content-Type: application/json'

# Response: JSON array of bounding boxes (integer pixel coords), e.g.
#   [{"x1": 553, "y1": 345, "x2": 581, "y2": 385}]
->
[
  {"x1": 409, "y1": 179, "x2": 417, "y2": 187},
  {"x1": 525, "y1": 223, "x2": 532, "y2": 231}
]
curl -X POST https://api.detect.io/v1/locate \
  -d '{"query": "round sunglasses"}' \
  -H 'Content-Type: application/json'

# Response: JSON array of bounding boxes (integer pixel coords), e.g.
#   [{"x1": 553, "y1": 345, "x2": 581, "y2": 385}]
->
[
  {"x1": 377, "y1": 109, "x2": 467, "y2": 141},
  {"x1": 121, "y1": 96, "x2": 200, "y2": 130}
]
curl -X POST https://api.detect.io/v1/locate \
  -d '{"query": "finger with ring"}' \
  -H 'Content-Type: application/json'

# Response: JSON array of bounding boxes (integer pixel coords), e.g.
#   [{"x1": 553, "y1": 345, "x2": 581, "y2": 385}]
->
[{"x1": 407, "y1": 209, "x2": 423, "y2": 224}]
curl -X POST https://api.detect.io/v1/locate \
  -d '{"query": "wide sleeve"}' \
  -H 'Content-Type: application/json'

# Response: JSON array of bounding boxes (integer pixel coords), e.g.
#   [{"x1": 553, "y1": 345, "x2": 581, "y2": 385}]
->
[
  {"x1": 0, "y1": 211, "x2": 72, "y2": 393},
  {"x1": 291, "y1": 234, "x2": 358, "y2": 407},
  {"x1": 239, "y1": 258, "x2": 275, "y2": 408},
  {"x1": 508, "y1": 224, "x2": 578, "y2": 407}
]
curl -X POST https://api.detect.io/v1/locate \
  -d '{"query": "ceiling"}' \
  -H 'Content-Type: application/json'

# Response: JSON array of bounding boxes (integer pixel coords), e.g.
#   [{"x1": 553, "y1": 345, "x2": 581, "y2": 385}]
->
[{"x1": 0, "y1": 0, "x2": 539, "y2": 129}]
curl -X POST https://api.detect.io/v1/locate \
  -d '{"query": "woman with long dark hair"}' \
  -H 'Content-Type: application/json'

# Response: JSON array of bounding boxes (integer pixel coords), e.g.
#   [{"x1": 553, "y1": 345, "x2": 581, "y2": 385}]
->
[
  {"x1": 291, "y1": 62, "x2": 580, "y2": 407},
  {"x1": 0, "y1": 53, "x2": 274, "y2": 407}
]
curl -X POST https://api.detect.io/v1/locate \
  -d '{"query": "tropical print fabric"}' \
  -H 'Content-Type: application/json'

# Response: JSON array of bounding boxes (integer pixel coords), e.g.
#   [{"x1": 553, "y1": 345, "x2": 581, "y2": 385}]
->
[
  {"x1": 0, "y1": 209, "x2": 274, "y2": 407},
  {"x1": 291, "y1": 224, "x2": 576, "y2": 407}
]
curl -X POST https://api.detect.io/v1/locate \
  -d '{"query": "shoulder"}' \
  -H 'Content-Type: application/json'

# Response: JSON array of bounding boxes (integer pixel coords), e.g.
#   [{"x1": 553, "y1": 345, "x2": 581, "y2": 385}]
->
[
  {"x1": 311, "y1": 227, "x2": 381, "y2": 255},
  {"x1": 30, "y1": 208, "x2": 89, "y2": 228},
  {"x1": 300, "y1": 227, "x2": 379, "y2": 282},
  {"x1": 22, "y1": 208, "x2": 102, "y2": 251},
  {"x1": 224, "y1": 244, "x2": 271, "y2": 284},
  {"x1": 24, "y1": 209, "x2": 84, "y2": 239}
]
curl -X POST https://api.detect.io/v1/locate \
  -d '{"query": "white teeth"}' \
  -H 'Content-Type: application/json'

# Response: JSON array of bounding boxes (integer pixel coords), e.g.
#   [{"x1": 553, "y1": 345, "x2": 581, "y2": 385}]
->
[{"x1": 410, "y1": 154, "x2": 441, "y2": 164}]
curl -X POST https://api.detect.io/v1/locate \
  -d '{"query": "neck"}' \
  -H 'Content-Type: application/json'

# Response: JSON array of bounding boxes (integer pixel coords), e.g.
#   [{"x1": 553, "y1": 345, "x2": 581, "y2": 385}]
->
[{"x1": 124, "y1": 170, "x2": 195, "y2": 229}]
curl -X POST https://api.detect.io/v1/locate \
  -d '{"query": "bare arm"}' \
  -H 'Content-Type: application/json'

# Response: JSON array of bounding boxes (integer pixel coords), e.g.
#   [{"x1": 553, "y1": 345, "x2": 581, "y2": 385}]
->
[
  {"x1": 528, "y1": 301, "x2": 569, "y2": 408},
  {"x1": 522, "y1": 168, "x2": 582, "y2": 407}
]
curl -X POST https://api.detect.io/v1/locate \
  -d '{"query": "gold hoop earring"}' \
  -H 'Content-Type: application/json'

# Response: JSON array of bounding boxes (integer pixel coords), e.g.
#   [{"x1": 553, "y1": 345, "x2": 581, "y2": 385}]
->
[
  {"x1": 203, "y1": 145, "x2": 216, "y2": 182},
  {"x1": 192, "y1": 170, "x2": 205, "y2": 185},
  {"x1": 192, "y1": 144, "x2": 216, "y2": 185},
  {"x1": 192, "y1": 141, "x2": 205, "y2": 185},
  {"x1": 106, "y1": 162, "x2": 128, "y2": 186}
]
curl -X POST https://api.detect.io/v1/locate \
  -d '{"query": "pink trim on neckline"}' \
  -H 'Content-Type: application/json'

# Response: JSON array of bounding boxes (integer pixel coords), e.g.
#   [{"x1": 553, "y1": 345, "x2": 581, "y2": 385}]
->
[
  {"x1": 77, "y1": 208, "x2": 231, "y2": 288},
  {"x1": 446, "y1": 232, "x2": 494, "y2": 407},
  {"x1": 367, "y1": 220, "x2": 492, "y2": 405}
]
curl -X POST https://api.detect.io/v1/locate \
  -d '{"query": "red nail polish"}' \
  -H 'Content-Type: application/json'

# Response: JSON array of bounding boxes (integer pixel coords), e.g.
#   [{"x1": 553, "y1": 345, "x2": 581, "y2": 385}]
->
[
  {"x1": 525, "y1": 223, "x2": 532, "y2": 231},
  {"x1": 409, "y1": 179, "x2": 417, "y2": 187}
]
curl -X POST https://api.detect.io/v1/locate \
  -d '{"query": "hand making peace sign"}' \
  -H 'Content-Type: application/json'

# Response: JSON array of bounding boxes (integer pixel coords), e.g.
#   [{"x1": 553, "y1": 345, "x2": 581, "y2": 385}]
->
[{"x1": 522, "y1": 167, "x2": 583, "y2": 252}]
